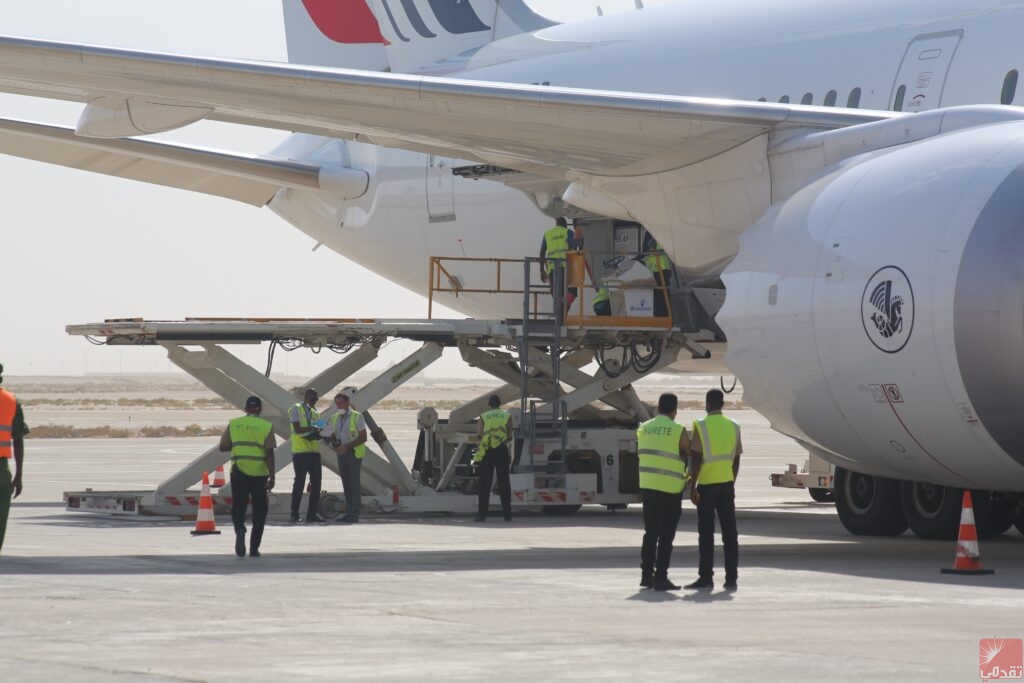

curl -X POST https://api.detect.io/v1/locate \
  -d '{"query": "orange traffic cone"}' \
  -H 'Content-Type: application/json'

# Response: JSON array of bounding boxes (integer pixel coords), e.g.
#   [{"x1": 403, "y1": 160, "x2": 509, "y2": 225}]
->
[
  {"x1": 212, "y1": 464, "x2": 226, "y2": 488},
  {"x1": 941, "y1": 490, "x2": 994, "y2": 575},
  {"x1": 190, "y1": 471, "x2": 222, "y2": 536}
]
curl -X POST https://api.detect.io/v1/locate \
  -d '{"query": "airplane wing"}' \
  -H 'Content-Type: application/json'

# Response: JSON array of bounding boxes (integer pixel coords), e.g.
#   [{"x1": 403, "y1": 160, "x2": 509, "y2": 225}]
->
[
  {"x1": 0, "y1": 116, "x2": 368, "y2": 206},
  {"x1": 0, "y1": 36, "x2": 897, "y2": 181}
]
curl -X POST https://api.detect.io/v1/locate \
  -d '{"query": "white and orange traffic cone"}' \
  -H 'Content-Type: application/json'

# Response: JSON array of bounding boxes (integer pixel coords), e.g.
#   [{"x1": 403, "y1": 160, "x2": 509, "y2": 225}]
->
[
  {"x1": 941, "y1": 490, "x2": 994, "y2": 575},
  {"x1": 212, "y1": 464, "x2": 226, "y2": 488},
  {"x1": 190, "y1": 471, "x2": 221, "y2": 536}
]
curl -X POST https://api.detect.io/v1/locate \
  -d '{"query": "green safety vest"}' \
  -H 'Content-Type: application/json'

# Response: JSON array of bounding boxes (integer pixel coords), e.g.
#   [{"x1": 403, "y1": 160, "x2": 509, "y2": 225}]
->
[
  {"x1": 692, "y1": 414, "x2": 740, "y2": 485},
  {"x1": 476, "y1": 408, "x2": 510, "y2": 461},
  {"x1": 637, "y1": 414, "x2": 687, "y2": 494},
  {"x1": 290, "y1": 402, "x2": 321, "y2": 454},
  {"x1": 228, "y1": 415, "x2": 274, "y2": 477},
  {"x1": 329, "y1": 410, "x2": 366, "y2": 459},
  {"x1": 644, "y1": 241, "x2": 669, "y2": 273},
  {"x1": 593, "y1": 286, "x2": 610, "y2": 306},
  {"x1": 543, "y1": 225, "x2": 570, "y2": 274}
]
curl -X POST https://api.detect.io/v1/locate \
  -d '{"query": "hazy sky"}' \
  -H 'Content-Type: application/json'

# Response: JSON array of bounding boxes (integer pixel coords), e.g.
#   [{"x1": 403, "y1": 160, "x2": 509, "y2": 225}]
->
[{"x1": 0, "y1": 0, "x2": 673, "y2": 379}]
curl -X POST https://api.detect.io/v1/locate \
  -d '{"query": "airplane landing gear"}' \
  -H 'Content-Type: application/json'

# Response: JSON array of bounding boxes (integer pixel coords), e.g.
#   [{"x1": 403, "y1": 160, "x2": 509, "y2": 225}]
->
[{"x1": 834, "y1": 467, "x2": 908, "y2": 536}]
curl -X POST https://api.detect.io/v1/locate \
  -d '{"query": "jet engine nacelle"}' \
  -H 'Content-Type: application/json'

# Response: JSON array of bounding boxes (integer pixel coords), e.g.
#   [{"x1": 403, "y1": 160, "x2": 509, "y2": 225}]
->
[{"x1": 720, "y1": 122, "x2": 1024, "y2": 490}]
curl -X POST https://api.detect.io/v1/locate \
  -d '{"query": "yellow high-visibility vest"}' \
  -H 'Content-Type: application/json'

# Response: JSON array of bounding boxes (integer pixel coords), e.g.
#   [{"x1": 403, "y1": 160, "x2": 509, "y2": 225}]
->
[
  {"x1": 637, "y1": 414, "x2": 687, "y2": 493},
  {"x1": 476, "y1": 408, "x2": 510, "y2": 461},
  {"x1": 543, "y1": 225, "x2": 570, "y2": 274},
  {"x1": 644, "y1": 241, "x2": 669, "y2": 273},
  {"x1": 229, "y1": 415, "x2": 274, "y2": 476},
  {"x1": 593, "y1": 286, "x2": 610, "y2": 306},
  {"x1": 329, "y1": 410, "x2": 366, "y2": 459},
  {"x1": 290, "y1": 402, "x2": 321, "y2": 454},
  {"x1": 692, "y1": 414, "x2": 740, "y2": 485}
]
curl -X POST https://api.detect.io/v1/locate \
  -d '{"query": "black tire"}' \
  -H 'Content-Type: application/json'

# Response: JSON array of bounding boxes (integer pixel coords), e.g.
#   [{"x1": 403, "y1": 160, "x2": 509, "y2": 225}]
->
[
  {"x1": 319, "y1": 494, "x2": 344, "y2": 520},
  {"x1": 899, "y1": 481, "x2": 961, "y2": 540},
  {"x1": 973, "y1": 491, "x2": 1016, "y2": 537},
  {"x1": 1016, "y1": 507, "x2": 1024, "y2": 536},
  {"x1": 541, "y1": 504, "x2": 582, "y2": 515},
  {"x1": 809, "y1": 488, "x2": 834, "y2": 503},
  {"x1": 834, "y1": 467, "x2": 907, "y2": 536}
]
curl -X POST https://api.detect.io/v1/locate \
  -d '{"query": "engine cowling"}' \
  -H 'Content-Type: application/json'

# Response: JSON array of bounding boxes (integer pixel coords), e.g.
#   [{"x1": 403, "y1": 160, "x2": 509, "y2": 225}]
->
[{"x1": 720, "y1": 122, "x2": 1024, "y2": 490}]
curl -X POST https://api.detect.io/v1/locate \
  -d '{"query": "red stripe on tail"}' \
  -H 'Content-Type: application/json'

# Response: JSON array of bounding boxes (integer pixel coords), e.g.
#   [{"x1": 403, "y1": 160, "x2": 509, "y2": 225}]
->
[{"x1": 302, "y1": 0, "x2": 389, "y2": 45}]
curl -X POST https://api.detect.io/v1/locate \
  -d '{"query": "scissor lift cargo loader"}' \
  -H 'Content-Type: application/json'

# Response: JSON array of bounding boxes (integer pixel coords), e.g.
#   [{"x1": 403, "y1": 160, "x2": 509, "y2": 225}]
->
[{"x1": 63, "y1": 317, "x2": 713, "y2": 517}]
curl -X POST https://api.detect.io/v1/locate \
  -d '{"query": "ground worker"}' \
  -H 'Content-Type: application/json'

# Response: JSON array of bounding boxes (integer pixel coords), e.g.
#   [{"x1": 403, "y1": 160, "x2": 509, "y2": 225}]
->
[
  {"x1": 539, "y1": 217, "x2": 579, "y2": 307},
  {"x1": 593, "y1": 284, "x2": 611, "y2": 316},
  {"x1": 686, "y1": 388, "x2": 742, "y2": 591},
  {"x1": 643, "y1": 232, "x2": 673, "y2": 318},
  {"x1": 474, "y1": 395, "x2": 512, "y2": 522},
  {"x1": 289, "y1": 388, "x2": 324, "y2": 523},
  {"x1": 636, "y1": 393, "x2": 690, "y2": 590},
  {"x1": 0, "y1": 363, "x2": 27, "y2": 555},
  {"x1": 327, "y1": 391, "x2": 367, "y2": 524},
  {"x1": 219, "y1": 396, "x2": 276, "y2": 558}
]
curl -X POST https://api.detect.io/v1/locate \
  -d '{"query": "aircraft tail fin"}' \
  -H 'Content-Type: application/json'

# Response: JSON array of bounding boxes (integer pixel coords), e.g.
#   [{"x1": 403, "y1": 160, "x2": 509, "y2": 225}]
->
[
  {"x1": 284, "y1": 1, "x2": 557, "y2": 73},
  {"x1": 369, "y1": 0, "x2": 557, "y2": 73},
  {"x1": 283, "y1": 0, "x2": 391, "y2": 71}
]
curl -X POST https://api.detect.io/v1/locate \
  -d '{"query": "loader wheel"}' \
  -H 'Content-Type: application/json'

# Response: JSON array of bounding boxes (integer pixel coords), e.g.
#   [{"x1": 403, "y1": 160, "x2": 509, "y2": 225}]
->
[{"x1": 808, "y1": 488, "x2": 834, "y2": 503}]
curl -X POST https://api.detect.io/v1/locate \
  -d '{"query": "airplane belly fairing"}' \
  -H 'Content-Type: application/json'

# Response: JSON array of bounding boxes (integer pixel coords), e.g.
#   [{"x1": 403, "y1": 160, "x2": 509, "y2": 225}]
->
[{"x1": 721, "y1": 122, "x2": 1024, "y2": 489}]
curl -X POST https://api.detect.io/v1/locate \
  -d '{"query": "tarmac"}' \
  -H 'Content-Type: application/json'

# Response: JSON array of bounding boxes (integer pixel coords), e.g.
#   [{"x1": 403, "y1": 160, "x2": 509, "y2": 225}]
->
[{"x1": 1, "y1": 409, "x2": 1022, "y2": 682}]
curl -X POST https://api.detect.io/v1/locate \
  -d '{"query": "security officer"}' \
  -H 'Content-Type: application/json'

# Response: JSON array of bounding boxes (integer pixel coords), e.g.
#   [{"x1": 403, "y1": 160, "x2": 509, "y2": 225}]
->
[
  {"x1": 685, "y1": 388, "x2": 742, "y2": 591},
  {"x1": 539, "y1": 217, "x2": 579, "y2": 307},
  {"x1": 637, "y1": 393, "x2": 690, "y2": 590},
  {"x1": 474, "y1": 395, "x2": 512, "y2": 522},
  {"x1": 289, "y1": 388, "x2": 324, "y2": 523},
  {"x1": 327, "y1": 391, "x2": 367, "y2": 523},
  {"x1": 0, "y1": 363, "x2": 27, "y2": 555},
  {"x1": 643, "y1": 232, "x2": 673, "y2": 318},
  {"x1": 219, "y1": 396, "x2": 276, "y2": 557}
]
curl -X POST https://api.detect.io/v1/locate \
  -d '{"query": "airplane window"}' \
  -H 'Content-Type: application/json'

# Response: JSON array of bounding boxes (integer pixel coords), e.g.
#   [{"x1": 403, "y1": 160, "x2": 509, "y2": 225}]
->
[
  {"x1": 894, "y1": 84, "x2": 907, "y2": 111},
  {"x1": 779, "y1": 95, "x2": 790, "y2": 103},
  {"x1": 757, "y1": 97, "x2": 767, "y2": 102},
  {"x1": 824, "y1": 90, "x2": 838, "y2": 106},
  {"x1": 847, "y1": 87, "x2": 862, "y2": 108},
  {"x1": 801, "y1": 92, "x2": 813, "y2": 105},
  {"x1": 1002, "y1": 70, "x2": 1018, "y2": 105}
]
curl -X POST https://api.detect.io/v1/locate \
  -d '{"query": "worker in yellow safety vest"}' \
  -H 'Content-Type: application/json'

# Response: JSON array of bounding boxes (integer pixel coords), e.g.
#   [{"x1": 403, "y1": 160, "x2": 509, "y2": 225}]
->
[
  {"x1": 636, "y1": 393, "x2": 690, "y2": 591},
  {"x1": 539, "y1": 217, "x2": 580, "y2": 307},
  {"x1": 593, "y1": 285, "x2": 611, "y2": 316},
  {"x1": 289, "y1": 388, "x2": 324, "y2": 524},
  {"x1": 0, "y1": 362, "x2": 28, "y2": 555},
  {"x1": 327, "y1": 391, "x2": 367, "y2": 523},
  {"x1": 219, "y1": 395, "x2": 277, "y2": 557},
  {"x1": 685, "y1": 388, "x2": 742, "y2": 591},
  {"x1": 642, "y1": 232, "x2": 673, "y2": 318},
  {"x1": 474, "y1": 395, "x2": 513, "y2": 522}
]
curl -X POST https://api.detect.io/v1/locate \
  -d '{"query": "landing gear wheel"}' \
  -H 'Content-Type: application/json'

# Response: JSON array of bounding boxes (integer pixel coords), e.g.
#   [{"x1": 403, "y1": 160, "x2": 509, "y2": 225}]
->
[
  {"x1": 541, "y1": 504, "x2": 582, "y2": 515},
  {"x1": 834, "y1": 467, "x2": 907, "y2": 536},
  {"x1": 809, "y1": 488, "x2": 834, "y2": 503},
  {"x1": 899, "y1": 481, "x2": 961, "y2": 540},
  {"x1": 973, "y1": 491, "x2": 1016, "y2": 537},
  {"x1": 1016, "y1": 505, "x2": 1024, "y2": 536}
]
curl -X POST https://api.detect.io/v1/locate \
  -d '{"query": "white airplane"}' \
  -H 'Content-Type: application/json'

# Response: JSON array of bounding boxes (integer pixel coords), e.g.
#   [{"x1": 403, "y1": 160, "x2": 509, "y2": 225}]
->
[{"x1": 2, "y1": 0, "x2": 1024, "y2": 539}]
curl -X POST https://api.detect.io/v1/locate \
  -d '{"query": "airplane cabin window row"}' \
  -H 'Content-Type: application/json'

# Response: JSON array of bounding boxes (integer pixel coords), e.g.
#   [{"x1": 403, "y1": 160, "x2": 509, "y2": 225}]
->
[{"x1": 759, "y1": 88, "x2": 861, "y2": 107}]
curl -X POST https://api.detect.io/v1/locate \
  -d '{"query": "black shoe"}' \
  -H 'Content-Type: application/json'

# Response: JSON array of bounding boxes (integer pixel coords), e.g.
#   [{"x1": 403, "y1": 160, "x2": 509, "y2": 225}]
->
[
  {"x1": 305, "y1": 514, "x2": 324, "y2": 524},
  {"x1": 249, "y1": 548, "x2": 261, "y2": 558},
  {"x1": 684, "y1": 578, "x2": 714, "y2": 590},
  {"x1": 474, "y1": 515, "x2": 486, "y2": 522},
  {"x1": 234, "y1": 532, "x2": 246, "y2": 558},
  {"x1": 652, "y1": 577, "x2": 681, "y2": 591},
  {"x1": 724, "y1": 579, "x2": 737, "y2": 591},
  {"x1": 639, "y1": 575, "x2": 654, "y2": 589},
  {"x1": 289, "y1": 513, "x2": 300, "y2": 524}
]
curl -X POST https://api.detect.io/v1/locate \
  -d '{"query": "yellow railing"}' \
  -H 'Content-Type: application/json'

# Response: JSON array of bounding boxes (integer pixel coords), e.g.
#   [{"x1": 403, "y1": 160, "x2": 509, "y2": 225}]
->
[{"x1": 427, "y1": 253, "x2": 673, "y2": 329}]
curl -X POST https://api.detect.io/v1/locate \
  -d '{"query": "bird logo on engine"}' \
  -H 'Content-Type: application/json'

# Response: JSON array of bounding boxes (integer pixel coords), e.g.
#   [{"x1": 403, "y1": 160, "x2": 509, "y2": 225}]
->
[{"x1": 862, "y1": 266, "x2": 914, "y2": 353}]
